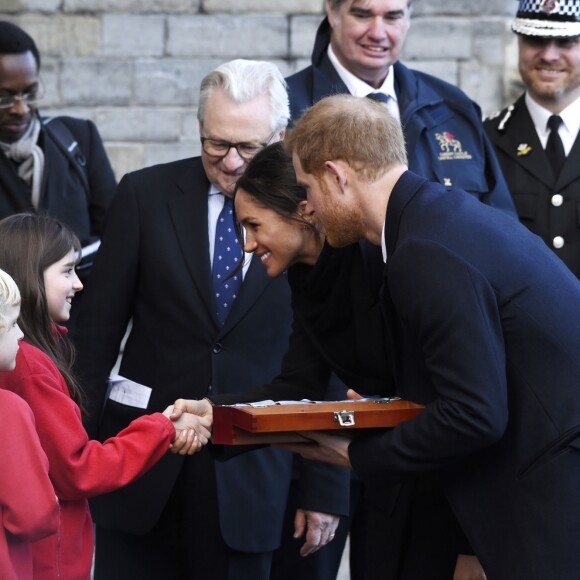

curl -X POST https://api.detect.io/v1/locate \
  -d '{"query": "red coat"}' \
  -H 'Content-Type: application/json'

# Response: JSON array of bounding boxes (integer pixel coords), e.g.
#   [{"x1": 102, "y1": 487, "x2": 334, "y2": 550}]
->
[
  {"x1": 0, "y1": 335, "x2": 176, "y2": 579},
  {"x1": 0, "y1": 390, "x2": 59, "y2": 580}
]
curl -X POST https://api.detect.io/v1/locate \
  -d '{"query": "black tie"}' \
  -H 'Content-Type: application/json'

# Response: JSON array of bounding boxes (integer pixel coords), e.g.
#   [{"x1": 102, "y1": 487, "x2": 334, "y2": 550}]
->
[
  {"x1": 546, "y1": 115, "x2": 565, "y2": 178},
  {"x1": 366, "y1": 92, "x2": 390, "y2": 105}
]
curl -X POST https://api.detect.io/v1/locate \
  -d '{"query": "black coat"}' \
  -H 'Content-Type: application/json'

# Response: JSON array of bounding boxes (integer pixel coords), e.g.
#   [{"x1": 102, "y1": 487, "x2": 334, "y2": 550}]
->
[
  {"x1": 350, "y1": 171, "x2": 580, "y2": 579},
  {"x1": 484, "y1": 95, "x2": 580, "y2": 277},
  {"x1": 0, "y1": 115, "x2": 116, "y2": 245}
]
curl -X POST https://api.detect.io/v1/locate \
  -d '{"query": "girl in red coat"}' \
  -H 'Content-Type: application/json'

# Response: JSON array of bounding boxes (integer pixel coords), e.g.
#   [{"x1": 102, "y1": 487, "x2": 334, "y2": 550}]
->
[
  {"x1": 0, "y1": 268, "x2": 59, "y2": 580},
  {"x1": 0, "y1": 214, "x2": 211, "y2": 580}
]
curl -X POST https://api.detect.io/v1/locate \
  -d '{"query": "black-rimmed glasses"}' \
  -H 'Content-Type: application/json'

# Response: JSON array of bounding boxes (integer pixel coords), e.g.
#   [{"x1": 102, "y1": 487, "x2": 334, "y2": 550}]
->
[{"x1": 201, "y1": 131, "x2": 277, "y2": 161}]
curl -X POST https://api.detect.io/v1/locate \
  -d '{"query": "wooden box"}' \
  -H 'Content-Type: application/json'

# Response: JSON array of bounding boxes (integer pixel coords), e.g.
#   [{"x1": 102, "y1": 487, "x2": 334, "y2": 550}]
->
[{"x1": 212, "y1": 398, "x2": 424, "y2": 445}]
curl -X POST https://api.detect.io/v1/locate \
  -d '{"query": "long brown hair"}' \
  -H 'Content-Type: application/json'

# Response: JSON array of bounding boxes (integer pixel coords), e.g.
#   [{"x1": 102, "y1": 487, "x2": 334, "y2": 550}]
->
[{"x1": 0, "y1": 213, "x2": 85, "y2": 411}]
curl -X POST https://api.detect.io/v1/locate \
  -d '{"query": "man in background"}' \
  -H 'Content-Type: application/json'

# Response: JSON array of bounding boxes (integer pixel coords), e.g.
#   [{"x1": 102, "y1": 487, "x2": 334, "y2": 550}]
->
[
  {"x1": 286, "y1": 0, "x2": 516, "y2": 213},
  {"x1": 0, "y1": 21, "x2": 117, "y2": 333},
  {"x1": 485, "y1": 0, "x2": 580, "y2": 277}
]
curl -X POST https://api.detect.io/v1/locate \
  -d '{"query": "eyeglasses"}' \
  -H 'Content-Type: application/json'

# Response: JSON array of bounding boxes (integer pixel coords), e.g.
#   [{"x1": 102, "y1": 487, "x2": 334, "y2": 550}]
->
[
  {"x1": 0, "y1": 87, "x2": 44, "y2": 110},
  {"x1": 201, "y1": 131, "x2": 277, "y2": 161}
]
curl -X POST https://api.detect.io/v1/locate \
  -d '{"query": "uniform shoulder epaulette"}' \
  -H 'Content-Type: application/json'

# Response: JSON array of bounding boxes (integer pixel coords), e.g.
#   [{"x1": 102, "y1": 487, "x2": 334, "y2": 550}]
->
[{"x1": 485, "y1": 101, "x2": 519, "y2": 134}]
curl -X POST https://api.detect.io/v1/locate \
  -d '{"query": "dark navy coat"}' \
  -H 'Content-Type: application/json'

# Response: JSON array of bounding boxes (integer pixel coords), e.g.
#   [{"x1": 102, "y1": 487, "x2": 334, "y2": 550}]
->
[
  {"x1": 350, "y1": 171, "x2": 580, "y2": 579},
  {"x1": 286, "y1": 19, "x2": 517, "y2": 216}
]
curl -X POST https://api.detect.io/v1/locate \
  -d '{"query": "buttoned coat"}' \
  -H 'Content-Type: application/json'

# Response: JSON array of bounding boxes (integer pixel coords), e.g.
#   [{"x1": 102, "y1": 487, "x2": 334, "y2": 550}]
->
[
  {"x1": 286, "y1": 19, "x2": 517, "y2": 217},
  {"x1": 74, "y1": 157, "x2": 347, "y2": 555},
  {"x1": 484, "y1": 95, "x2": 580, "y2": 277},
  {"x1": 349, "y1": 170, "x2": 580, "y2": 580}
]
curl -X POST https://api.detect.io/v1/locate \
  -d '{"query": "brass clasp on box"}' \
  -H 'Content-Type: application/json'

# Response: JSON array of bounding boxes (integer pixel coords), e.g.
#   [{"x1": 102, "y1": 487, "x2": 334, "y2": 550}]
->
[{"x1": 334, "y1": 410, "x2": 355, "y2": 427}]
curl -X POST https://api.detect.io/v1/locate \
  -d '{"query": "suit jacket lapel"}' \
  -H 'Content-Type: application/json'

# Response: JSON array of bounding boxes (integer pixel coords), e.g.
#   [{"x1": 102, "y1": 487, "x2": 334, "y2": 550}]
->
[
  {"x1": 494, "y1": 97, "x2": 555, "y2": 189},
  {"x1": 167, "y1": 159, "x2": 274, "y2": 332},
  {"x1": 382, "y1": 171, "x2": 429, "y2": 390},
  {"x1": 221, "y1": 255, "x2": 272, "y2": 332},
  {"x1": 557, "y1": 131, "x2": 580, "y2": 190},
  {"x1": 167, "y1": 158, "x2": 216, "y2": 322},
  {"x1": 313, "y1": 53, "x2": 349, "y2": 104}
]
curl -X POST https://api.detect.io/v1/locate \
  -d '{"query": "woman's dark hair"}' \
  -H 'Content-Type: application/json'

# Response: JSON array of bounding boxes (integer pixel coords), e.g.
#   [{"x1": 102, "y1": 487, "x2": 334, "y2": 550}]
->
[
  {"x1": 0, "y1": 213, "x2": 84, "y2": 411},
  {"x1": 0, "y1": 21, "x2": 41, "y2": 70},
  {"x1": 235, "y1": 141, "x2": 316, "y2": 231}
]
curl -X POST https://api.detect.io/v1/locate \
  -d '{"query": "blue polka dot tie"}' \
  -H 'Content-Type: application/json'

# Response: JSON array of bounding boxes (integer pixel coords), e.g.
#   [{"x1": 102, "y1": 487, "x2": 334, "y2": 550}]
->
[{"x1": 212, "y1": 195, "x2": 242, "y2": 325}]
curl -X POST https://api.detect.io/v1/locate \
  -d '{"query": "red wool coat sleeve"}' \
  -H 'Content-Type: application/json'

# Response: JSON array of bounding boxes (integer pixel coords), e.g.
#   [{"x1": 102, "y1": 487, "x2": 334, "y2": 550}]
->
[{"x1": 0, "y1": 341, "x2": 175, "y2": 501}]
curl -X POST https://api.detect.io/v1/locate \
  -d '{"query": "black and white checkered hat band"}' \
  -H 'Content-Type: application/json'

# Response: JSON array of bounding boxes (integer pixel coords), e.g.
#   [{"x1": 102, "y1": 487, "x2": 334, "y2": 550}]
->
[
  {"x1": 512, "y1": 0, "x2": 580, "y2": 36},
  {"x1": 516, "y1": 0, "x2": 580, "y2": 17}
]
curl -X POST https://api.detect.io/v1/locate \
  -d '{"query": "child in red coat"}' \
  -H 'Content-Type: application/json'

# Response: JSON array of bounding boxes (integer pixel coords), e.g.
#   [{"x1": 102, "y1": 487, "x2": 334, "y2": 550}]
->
[
  {"x1": 0, "y1": 268, "x2": 58, "y2": 580},
  {"x1": 0, "y1": 215, "x2": 212, "y2": 579}
]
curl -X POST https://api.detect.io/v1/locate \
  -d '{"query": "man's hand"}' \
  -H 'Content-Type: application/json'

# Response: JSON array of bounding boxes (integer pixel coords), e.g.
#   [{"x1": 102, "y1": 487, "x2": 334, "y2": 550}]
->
[
  {"x1": 293, "y1": 509, "x2": 340, "y2": 557},
  {"x1": 171, "y1": 398, "x2": 213, "y2": 424},
  {"x1": 275, "y1": 431, "x2": 352, "y2": 468}
]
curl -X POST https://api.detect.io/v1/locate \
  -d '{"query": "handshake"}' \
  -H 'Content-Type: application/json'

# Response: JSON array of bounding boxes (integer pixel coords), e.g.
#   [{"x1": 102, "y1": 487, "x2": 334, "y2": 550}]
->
[{"x1": 161, "y1": 398, "x2": 214, "y2": 456}]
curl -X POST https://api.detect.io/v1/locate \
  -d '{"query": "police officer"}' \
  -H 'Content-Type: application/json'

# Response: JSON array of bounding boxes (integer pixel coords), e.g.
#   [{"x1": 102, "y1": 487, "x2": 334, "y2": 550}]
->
[{"x1": 485, "y1": 0, "x2": 580, "y2": 277}]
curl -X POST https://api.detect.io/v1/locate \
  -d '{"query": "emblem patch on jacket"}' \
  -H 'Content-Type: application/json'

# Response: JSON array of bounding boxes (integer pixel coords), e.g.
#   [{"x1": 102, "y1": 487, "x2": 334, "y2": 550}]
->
[{"x1": 434, "y1": 132, "x2": 473, "y2": 161}]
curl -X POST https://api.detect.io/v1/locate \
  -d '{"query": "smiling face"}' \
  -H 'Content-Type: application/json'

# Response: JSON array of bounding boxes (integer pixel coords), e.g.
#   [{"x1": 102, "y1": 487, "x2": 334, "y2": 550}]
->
[
  {"x1": 235, "y1": 188, "x2": 320, "y2": 277},
  {"x1": 518, "y1": 35, "x2": 580, "y2": 111},
  {"x1": 0, "y1": 304, "x2": 23, "y2": 371},
  {"x1": 0, "y1": 51, "x2": 39, "y2": 143},
  {"x1": 43, "y1": 249, "x2": 83, "y2": 323},
  {"x1": 327, "y1": 0, "x2": 411, "y2": 88}
]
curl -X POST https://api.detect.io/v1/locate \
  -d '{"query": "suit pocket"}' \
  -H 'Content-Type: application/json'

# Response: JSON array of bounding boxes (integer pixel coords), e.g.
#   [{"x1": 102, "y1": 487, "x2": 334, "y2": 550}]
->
[{"x1": 518, "y1": 427, "x2": 580, "y2": 481}]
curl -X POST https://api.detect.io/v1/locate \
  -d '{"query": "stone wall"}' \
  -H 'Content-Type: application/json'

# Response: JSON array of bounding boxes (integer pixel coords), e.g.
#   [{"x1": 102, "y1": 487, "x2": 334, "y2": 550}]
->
[{"x1": 1, "y1": 0, "x2": 522, "y2": 179}]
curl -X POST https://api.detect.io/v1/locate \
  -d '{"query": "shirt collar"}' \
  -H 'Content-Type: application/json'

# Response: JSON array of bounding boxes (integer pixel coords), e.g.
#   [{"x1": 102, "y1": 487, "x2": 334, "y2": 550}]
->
[
  {"x1": 327, "y1": 44, "x2": 397, "y2": 103},
  {"x1": 525, "y1": 92, "x2": 580, "y2": 139},
  {"x1": 209, "y1": 184, "x2": 222, "y2": 197}
]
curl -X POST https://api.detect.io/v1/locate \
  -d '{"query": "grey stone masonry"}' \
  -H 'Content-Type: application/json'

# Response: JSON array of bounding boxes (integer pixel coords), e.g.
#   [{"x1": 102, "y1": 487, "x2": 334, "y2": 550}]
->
[{"x1": 1, "y1": 2, "x2": 519, "y2": 179}]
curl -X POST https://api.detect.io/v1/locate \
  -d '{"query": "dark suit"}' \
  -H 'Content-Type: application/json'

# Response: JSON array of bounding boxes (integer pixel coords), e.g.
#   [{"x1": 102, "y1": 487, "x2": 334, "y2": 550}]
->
[
  {"x1": 484, "y1": 94, "x2": 580, "y2": 277},
  {"x1": 349, "y1": 170, "x2": 580, "y2": 579},
  {"x1": 74, "y1": 157, "x2": 348, "y2": 580}
]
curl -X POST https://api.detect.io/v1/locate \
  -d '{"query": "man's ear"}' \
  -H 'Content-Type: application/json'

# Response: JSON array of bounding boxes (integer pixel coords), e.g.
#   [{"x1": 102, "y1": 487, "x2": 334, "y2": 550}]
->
[
  {"x1": 324, "y1": 160, "x2": 348, "y2": 193},
  {"x1": 326, "y1": 0, "x2": 336, "y2": 26}
]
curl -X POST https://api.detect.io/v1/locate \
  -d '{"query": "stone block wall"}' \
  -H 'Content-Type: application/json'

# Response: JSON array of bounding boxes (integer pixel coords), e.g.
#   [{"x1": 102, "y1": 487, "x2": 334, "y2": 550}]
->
[{"x1": 1, "y1": 0, "x2": 521, "y2": 179}]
